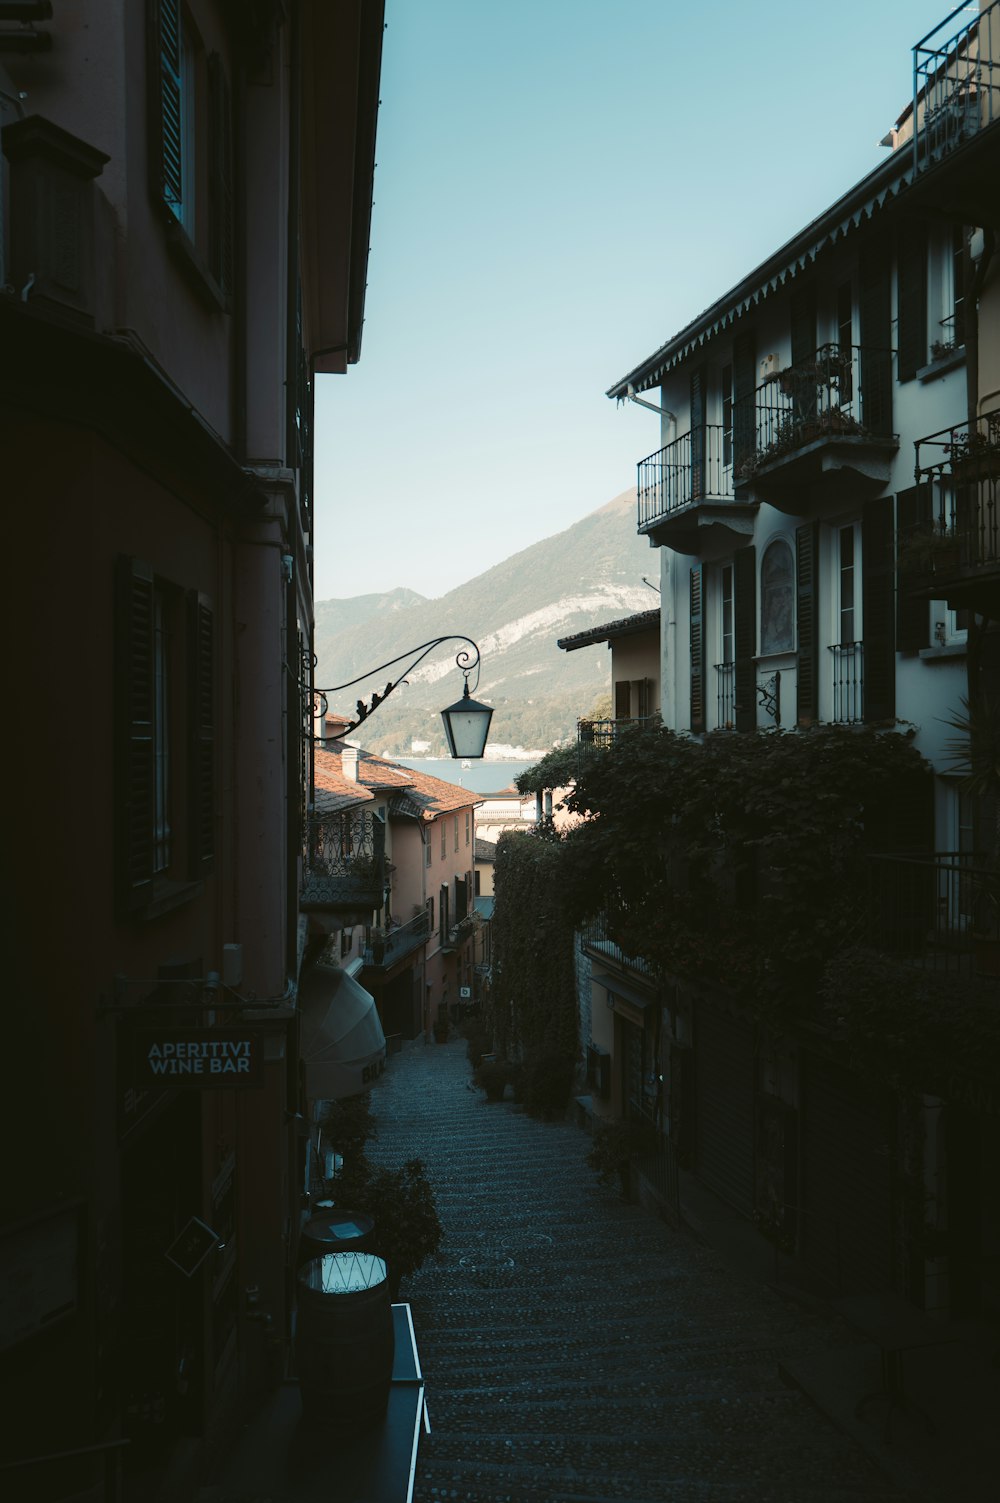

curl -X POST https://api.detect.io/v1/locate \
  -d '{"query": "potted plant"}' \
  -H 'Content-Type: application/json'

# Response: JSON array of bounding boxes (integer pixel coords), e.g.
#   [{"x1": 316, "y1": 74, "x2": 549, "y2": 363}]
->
[
  {"x1": 586, "y1": 1118, "x2": 659, "y2": 1198},
  {"x1": 432, "y1": 1011, "x2": 449, "y2": 1043},
  {"x1": 898, "y1": 523, "x2": 962, "y2": 582},
  {"x1": 334, "y1": 1156, "x2": 442, "y2": 1299},
  {"x1": 949, "y1": 422, "x2": 1000, "y2": 483},
  {"x1": 474, "y1": 1057, "x2": 511, "y2": 1102}
]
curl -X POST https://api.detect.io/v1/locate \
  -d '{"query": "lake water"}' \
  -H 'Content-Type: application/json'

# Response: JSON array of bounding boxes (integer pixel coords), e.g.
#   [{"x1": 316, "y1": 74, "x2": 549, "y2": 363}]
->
[{"x1": 394, "y1": 757, "x2": 536, "y2": 795}]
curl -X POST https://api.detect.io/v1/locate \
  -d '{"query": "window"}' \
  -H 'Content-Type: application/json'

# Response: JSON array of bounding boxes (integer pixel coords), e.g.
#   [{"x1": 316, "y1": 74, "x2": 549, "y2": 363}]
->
[
  {"x1": 440, "y1": 819, "x2": 446, "y2": 858},
  {"x1": 148, "y1": 0, "x2": 234, "y2": 302},
  {"x1": 836, "y1": 281, "x2": 854, "y2": 403},
  {"x1": 424, "y1": 831, "x2": 431, "y2": 867},
  {"x1": 721, "y1": 565, "x2": 734, "y2": 663},
  {"x1": 760, "y1": 540, "x2": 795, "y2": 654},
  {"x1": 716, "y1": 563, "x2": 735, "y2": 731},
  {"x1": 116, "y1": 556, "x2": 215, "y2": 915},
  {"x1": 838, "y1": 525, "x2": 858, "y2": 644},
  {"x1": 952, "y1": 225, "x2": 966, "y2": 347},
  {"x1": 454, "y1": 816, "x2": 459, "y2": 853},
  {"x1": 465, "y1": 809, "x2": 471, "y2": 846},
  {"x1": 830, "y1": 521, "x2": 865, "y2": 725}
]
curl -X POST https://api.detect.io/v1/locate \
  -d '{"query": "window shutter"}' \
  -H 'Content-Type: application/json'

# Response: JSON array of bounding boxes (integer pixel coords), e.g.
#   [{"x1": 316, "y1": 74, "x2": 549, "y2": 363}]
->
[
  {"x1": 614, "y1": 680, "x2": 630, "y2": 719},
  {"x1": 690, "y1": 366, "x2": 706, "y2": 501},
  {"x1": 795, "y1": 522, "x2": 820, "y2": 725},
  {"x1": 208, "y1": 52, "x2": 234, "y2": 300},
  {"x1": 732, "y1": 330, "x2": 756, "y2": 474},
  {"x1": 859, "y1": 241, "x2": 893, "y2": 437},
  {"x1": 689, "y1": 564, "x2": 705, "y2": 733},
  {"x1": 188, "y1": 591, "x2": 215, "y2": 875},
  {"x1": 116, "y1": 557, "x2": 156, "y2": 911},
  {"x1": 148, "y1": 0, "x2": 183, "y2": 214},
  {"x1": 862, "y1": 496, "x2": 896, "y2": 722},
  {"x1": 734, "y1": 546, "x2": 756, "y2": 733},
  {"x1": 790, "y1": 282, "x2": 817, "y2": 367},
  {"x1": 896, "y1": 486, "x2": 932, "y2": 651},
  {"x1": 896, "y1": 227, "x2": 928, "y2": 382}
]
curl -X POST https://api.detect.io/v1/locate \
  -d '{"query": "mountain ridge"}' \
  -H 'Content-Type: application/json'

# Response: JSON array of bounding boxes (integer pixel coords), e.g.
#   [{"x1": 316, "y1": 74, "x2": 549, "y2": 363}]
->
[{"x1": 313, "y1": 487, "x2": 653, "y2": 755}]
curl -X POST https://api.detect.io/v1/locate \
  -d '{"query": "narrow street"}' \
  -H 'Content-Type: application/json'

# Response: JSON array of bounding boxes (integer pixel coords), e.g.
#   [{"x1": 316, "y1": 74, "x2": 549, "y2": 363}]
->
[{"x1": 368, "y1": 1038, "x2": 912, "y2": 1503}]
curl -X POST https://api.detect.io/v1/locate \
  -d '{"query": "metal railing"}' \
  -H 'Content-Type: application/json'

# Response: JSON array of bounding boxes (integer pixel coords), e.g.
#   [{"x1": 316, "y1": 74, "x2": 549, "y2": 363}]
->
[
  {"x1": 829, "y1": 641, "x2": 864, "y2": 725},
  {"x1": 737, "y1": 345, "x2": 894, "y2": 485},
  {"x1": 913, "y1": 407, "x2": 1000, "y2": 571},
  {"x1": 301, "y1": 808, "x2": 385, "y2": 908},
  {"x1": 637, "y1": 424, "x2": 733, "y2": 530},
  {"x1": 863, "y1": 852, "x2": 993, "y2": 975},
  {"x1": 0, "y1": 1438, "x2": 130, "y2": 1503},
  {"x1": 362, "y1": 909, "x2": 430, "y2": 968},
  {"x1": 577, "y1": 714, "x2": 660, "y2": 748},
  {"x1": 715, "y1": 662, "x2": 736, "y2": 730},
  {"x1": 914, "y1": 2, "x2": 1000, "y2": 170},
  {"x1": 582, "y1": 908, "x2": 655, "y2": 978}
]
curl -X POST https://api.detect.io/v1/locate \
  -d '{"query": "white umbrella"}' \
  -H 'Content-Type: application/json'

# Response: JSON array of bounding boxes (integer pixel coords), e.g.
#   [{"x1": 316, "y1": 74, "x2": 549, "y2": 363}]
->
[{"x1": 298, "y1": 963, "x2": 386, "y2": 1101}]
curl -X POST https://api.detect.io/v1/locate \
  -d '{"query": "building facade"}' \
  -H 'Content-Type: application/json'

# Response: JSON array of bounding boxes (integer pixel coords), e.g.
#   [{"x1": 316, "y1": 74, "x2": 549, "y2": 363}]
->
[{"x1": 1, "y1": 4, "x2": 384, "y2": 1498}]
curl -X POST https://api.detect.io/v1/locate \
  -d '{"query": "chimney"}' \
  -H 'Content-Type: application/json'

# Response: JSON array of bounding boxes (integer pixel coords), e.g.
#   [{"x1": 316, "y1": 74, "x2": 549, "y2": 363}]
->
[
  {"x1": 316, "y1": 712, "x2": 352, "y2": 748},
  {"x1": 342, "y1": 746, "x2": 359, "y2": 782}
]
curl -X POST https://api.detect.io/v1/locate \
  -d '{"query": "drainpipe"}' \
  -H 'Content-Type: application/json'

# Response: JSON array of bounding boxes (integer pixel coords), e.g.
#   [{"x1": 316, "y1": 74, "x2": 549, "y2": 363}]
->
[{"x1": 626, "y1": 383, "x2": 676, "y2": 447}]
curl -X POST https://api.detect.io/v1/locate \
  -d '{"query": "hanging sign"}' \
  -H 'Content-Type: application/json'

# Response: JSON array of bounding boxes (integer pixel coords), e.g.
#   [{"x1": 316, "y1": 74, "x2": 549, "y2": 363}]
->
[{"x1": 133, "y1": 1029, "x2": 264, "y2": 1089}]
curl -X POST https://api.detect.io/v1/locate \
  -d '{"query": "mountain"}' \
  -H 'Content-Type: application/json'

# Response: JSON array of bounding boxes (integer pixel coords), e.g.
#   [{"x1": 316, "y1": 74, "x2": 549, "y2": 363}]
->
[{"x1": 313, "y1": 487, "x2": 654, "y2": 756}]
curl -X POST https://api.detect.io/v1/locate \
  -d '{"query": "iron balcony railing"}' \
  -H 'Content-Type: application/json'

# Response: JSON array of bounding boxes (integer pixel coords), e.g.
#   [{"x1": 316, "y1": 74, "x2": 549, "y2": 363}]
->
[
  {"x1": 737, "y1": 345, "x2": 894, "y2": 486},
  {"x1": 637, "y1": 424, "x2": 733, "y2": 531},
  {"x1": 913, "y1": 2, "x2": 1000, "y2": 171},
  {"x1": 913, "y1": 407, "x2": 1000, "y2": 572},
  {"x1": 864, "y1": 852, "x2": 993, "y2": 976},
  {"x1": 301, "y1": 808, "x2": 385, "y2": 911},
  {"x1": 829, "y1": 641, "x2": 864, "y2": 725},
  {"x1": 715, "y1": 662, "x2": 736, "y2": 730},
  {"x1": 362, "y1": 909, "x2": 430, "y2": 968},
  {"x1": 582, "y1": 908, "x2": 655, "y2": 978},
  {"x1": 577, "y1": 714, "x2": 660, "y2": 748}
]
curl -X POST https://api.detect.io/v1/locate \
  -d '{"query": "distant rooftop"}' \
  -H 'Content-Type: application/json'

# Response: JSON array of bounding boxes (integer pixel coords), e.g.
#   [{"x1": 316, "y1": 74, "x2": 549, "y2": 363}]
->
[{"x1": 558, "y1": 607, "x2": 660, "y2": 653}]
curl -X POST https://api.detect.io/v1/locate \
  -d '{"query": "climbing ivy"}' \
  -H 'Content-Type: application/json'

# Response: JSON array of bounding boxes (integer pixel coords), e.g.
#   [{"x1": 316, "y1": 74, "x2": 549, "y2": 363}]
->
[{"x1": 488, "y1": 830, "x2": 579, "y2": 1113}]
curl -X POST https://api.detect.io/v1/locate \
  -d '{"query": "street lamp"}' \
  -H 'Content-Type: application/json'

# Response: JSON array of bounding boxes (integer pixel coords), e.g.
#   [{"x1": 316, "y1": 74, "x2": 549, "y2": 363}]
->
[{"x1": 312, "y1": 636, "x2": 494, "y2": 759}]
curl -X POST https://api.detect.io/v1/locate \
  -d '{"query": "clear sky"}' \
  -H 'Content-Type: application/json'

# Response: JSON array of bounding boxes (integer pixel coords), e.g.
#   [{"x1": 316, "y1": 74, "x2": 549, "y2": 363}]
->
[{"x1": 313, "y1": 0, "x2": 962, "y2": 603}]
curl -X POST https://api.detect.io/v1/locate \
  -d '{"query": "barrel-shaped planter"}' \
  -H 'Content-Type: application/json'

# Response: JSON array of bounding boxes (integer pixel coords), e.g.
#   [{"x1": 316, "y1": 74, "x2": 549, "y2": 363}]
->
[
  {"x1": 297, "y1": 1209, "x2": 375, "y2": 1266},
  {"x1": 296, "y1": 1252, "x2": 395, "y2": 1428}
]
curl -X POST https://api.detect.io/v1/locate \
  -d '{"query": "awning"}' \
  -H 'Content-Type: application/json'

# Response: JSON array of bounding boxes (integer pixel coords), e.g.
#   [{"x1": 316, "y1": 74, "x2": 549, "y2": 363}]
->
[{"x1": 299, "y1": 964, "x2": 386, "y2": 1102}]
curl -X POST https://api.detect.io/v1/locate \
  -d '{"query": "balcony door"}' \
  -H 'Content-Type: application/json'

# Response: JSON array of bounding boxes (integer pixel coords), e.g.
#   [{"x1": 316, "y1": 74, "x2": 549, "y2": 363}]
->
[{"x1": 690, "y1": 366, "x2": 706, "y2": 501}]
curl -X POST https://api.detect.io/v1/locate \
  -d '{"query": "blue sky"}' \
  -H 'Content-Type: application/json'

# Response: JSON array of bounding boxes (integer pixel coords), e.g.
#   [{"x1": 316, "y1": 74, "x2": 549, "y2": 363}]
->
[{"x1": 313, "y1": 0, "x2": 962, "y2": 602}]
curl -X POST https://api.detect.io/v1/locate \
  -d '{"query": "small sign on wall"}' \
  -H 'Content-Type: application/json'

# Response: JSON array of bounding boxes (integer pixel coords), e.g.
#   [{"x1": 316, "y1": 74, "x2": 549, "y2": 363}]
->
[{"x1": 133, "y1": 1029, "x2": 264, "y2": 1089}]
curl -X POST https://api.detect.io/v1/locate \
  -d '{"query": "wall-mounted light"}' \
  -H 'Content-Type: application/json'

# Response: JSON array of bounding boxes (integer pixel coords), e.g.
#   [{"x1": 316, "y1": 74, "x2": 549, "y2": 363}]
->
[{"x1": 312, "y1": 636, "x2": 494, "y2": 759}]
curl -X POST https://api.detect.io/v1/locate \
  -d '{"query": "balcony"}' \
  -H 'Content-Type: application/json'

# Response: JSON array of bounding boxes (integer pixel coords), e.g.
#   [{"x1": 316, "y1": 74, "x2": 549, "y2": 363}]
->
[
  {"x1": 864, "y1": 852, "x2": 995, "y2": 978},
  {"x1": 577, "y1": 715, "x2": 660, "y2": 747},
  {"x1": 909, "y1": 408, "x2": 1000, "y2": 613},
  {"x1": 734, "y1": 345, "x2": 897, "y2": 508},
  {"x1": 300, "y1": 808, "x2": 385, "y2": 920},
  {"x1": 911, "y1": 3, "x2": 1000, "y2": 220},
  {"x1": 636, "y1": 425, "x2": 756, "y2": 554},
  {"x1": 582, "y1": 908, "x2": 655, "y2": 980},
  {"x1": 362, "y1": 910, "x2": 430, "y2": 972}
]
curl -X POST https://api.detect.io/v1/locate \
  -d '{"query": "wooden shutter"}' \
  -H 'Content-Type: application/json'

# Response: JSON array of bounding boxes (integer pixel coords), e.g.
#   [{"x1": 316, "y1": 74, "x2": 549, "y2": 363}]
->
[
  {"x1": 148, "y1": 0, "x2": 183, "y2": 213},
  {"x1": 896, "y1": 485, "x2": 932, "y2": 651},
  {"x1": 859, "y1": 241, "x2": 893, "y2": 437},
  {"x1": 690, "y1": 564, "x2": 705, "y2": 733},
  {"x1": 732, "y1": 331, "x2": 756, "y2": 473},
  {"x1": 896, "y1": 226, "x2": 928, "y2": 382},
  {"x1": 690, "y1": 366, "x2": 706, "y2": 501},
  {"x1": 790, "y1": 282, "x2": 817, "y2": 367},
  {"x1": 614, "y1": 680, "x2": 631, "y2": 719},
  {"x1": 188, "y1": 590, "x2": 215, "y2": 875},
  {"x1": 116, "y1": 557, "x2": 156, "y2": 912},
  {"x1": 862, "y1": 496, "x2": 896, "y2": 722},
  {"x1": 796, "y1": 522, "x2": 820, "y2": 725},
  {"x1": 734, "y1": 545, "x2": 756, "y2": 733},
  {"x1": 208, "y1": 52, "x2": 234, "y2": 299}
]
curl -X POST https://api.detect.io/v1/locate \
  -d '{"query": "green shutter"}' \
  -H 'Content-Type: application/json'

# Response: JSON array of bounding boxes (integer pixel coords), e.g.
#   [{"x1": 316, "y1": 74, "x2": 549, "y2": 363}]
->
[
  {"x1": 690, "y1": 564, "x2": 705, "y2": 733},
  {"x1": 732, "y1": 330, "x2": 756, "y2": 474},
  {"x1": 896, "y1": 486, "x2": 932, "y2": 651},
  {"x1": 116, "y1": 556, "x2": 156, "y2": 912},
  {"x1": 790, "y1": 283, "x2": 818, "y2": 423},
  {"x1": 859, "y1": 241, "x2": 893, "y2": 437},
  {"x1": 862, "y1": 496, "x2": 896, "y2": 722},
  {"x1": 734, "y1": 545, "x2": 756, "y2": 733},
  {"x1": 796, "y1": 522, "x2": 820, "y2": 725},
  {"x1": 690, "y1": 366, "x2": 706, "y2": 502},
  {"x1": 147, "y1": 0, "x2": 183, "y2": 214},
  {"x1": 188, "y1": 591, "x2": 215, "y2": 875},
  {"x1": 897, "y1": 227, "x2": 928, "y2": 382}
]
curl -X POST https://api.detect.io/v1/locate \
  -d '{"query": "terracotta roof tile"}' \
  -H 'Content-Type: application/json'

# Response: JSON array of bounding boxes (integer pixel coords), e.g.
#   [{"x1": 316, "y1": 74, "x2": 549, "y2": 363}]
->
[{"x1": 314, "y1": 745, "x2": 480, "y2": 819}]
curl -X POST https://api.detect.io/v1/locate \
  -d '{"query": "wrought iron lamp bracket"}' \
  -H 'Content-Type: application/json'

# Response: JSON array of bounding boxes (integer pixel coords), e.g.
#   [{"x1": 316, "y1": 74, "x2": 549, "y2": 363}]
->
[
  {"x1": 309, "y1": 636, "x2": 483, "y2": 742},
  {"x1": 756, "y1": 670, "x2": 781, "y2": 725}
]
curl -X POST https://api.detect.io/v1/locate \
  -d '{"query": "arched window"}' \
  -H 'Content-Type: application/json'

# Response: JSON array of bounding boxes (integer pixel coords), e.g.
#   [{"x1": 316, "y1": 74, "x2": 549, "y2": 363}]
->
[{"x1": 760, "y1": 539, "x2": 794, "y2": 654}]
